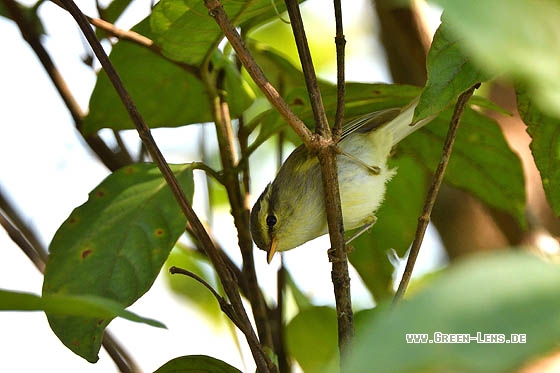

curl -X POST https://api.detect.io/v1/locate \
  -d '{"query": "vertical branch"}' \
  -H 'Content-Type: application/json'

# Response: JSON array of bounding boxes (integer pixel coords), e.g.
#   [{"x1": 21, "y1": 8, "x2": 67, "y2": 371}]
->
[
  {"x1": 284, "y1": 0, "x2": 330, "y2": 137},
  {"x1": 332, "y1": 0, "x2": 346, "y2": 141},
  {"x1": 58, "y1": 1, "x2": 273, "y2": 370},
  {"x1": 393, "y1": 84, "x2": 480, "y2": 305},
  {"x1": 205, "y1": 67, "x2": 273, "y2": 349},
  {"x1": 284, "y1": 0, "x2": 354, "y2": 358}
]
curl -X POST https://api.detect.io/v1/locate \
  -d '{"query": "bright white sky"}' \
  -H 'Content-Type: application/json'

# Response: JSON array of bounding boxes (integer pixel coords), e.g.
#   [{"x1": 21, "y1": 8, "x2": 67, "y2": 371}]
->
[{"x1": 0, "y1": 1, "x2": 444, "y2": 371}]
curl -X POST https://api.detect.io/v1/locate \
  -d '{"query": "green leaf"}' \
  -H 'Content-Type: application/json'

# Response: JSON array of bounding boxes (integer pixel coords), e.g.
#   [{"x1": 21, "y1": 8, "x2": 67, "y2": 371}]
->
[
  {"x1": 154, "y1": 355, "x2": 242, "y2": 373},
  {"x1": 430, "y1": 0, "x2": 560, "y2": 119},
  {"x1": 42, "y1": 163, "x2": 194, "y2": 362},
  {"x1": 82, "y1": 18, "x2": 254, "y2": 134},
  {"x1": 402, "y1": 105, "x2": 526, "y2": 226},
  {"x1": 346, "y1": 251, "x2": 560, "y2": 372},
  {"x1": 0, "y1": 289, "x2": 164, "y2": 328},
  {"x1": 286, "y1": 306, "x2": 339, "y2": 373},
  {"x1": 415, "y1": 18, "x2": 488, "y2": 121},
  {"x1": 150, "y1": 0, "x2": 297, "y2": 65},
  {"x1": 517, "y1": 87, "x2": 560, "y2": 216},
  {"x1": 349, "y1": 157, "x2": 426, "y2": 301}
]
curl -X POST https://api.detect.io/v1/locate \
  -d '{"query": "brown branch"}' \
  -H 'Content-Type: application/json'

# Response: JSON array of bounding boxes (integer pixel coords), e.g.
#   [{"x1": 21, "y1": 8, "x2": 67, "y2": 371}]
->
[
  {"x1": 57, "y1": 1, "x2": 273, "y2": 371},
  {"x1": 203, "y1": 0, "x2": 314, "y2": 147},
  {"x1": 284, "y1": 0, "x2": 330, "y2": 138},
  {"x1": 1, "y1": 0, "x2": 132, "y2": 171},
  {"x1": 169, "y1": 266, "x2": 243, "y2": 326},
  {"x1": 332, "y1": 0, "x2": 346, "y2": 141},
  {"x1": 284, "y1": 0, "x2": 353, "y2": 359},
  {"x1": 393, "y1": 83, "x2": 480, "y2": 305},
  {"x1": 205, "y1": 67, "x2": 273, "y2": 348}
]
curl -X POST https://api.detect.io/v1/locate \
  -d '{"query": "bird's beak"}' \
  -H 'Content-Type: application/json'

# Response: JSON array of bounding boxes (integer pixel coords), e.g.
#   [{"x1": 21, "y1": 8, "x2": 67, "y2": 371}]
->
[{"x1": 267, "y1": 236, "x2": 278, "y2": 264}]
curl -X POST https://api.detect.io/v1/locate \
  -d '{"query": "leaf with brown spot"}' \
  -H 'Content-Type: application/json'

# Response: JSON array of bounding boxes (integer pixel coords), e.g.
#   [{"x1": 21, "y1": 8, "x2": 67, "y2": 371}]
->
[{"x1": 42, "y1": 163, "x2": 193, "y2": 362}]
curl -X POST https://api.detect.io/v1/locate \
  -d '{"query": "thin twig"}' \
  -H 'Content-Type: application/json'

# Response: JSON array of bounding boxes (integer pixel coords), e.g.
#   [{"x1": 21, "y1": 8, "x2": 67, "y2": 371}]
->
[
  {"x1": 0, "y1": 210, "x2": 45, "y2": 273},
  {"x1": 101, "y1": 331, "x2": 143, "y2": 373},
  {"x1": 168, "y1": 266, "x2": 238, "y2": 320},
  {"x1": 393, "y1": 83, "x2": 480, "y2": 306},
  {"x1": 332, "y1": 0, "x2": 346, "y2": 141},
  {"x1": 284, "y1": 0, "x2": 330, "y2": 138},
  {"x1": 203, "y1": 0, "x2": 314, "y2": 147},
  {"x1": 284, "y1": 0, "x2": 353, "y2": 358},
  {"x1": 57, "y1": 1, "x2": 272, "y2": 371}
]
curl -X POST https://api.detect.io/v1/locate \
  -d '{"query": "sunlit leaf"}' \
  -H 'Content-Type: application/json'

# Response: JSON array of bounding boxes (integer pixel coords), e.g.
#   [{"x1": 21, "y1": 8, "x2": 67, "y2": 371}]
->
[
  {"x1": 150, "y1": 0, "x2": 300, "y2": 65},
  {"x1": 346, "y1": 251, "x2": 560, "y2": 372},
  {"x1": 42, "y1": 163, "x2": 193, "y2": 362}
]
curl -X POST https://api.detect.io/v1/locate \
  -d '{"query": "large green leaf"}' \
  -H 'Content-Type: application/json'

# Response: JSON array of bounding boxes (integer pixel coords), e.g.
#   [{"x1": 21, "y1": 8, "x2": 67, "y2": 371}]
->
[
  {"x1": 82, "y1": 18, "x2": 254, "y2": 134},
  {"x1": 150, "y1": 0, "x2": 299, "y2": 65},
  {"x1": 42, "y1": 163, "x2": 194, "y2": 362},
  {"x1": 285, "y1": 306, "x2": 338, "y2": 373},
  {"x1": 402, "y1": 105, "x2": 526, "y2": 225},
  {"x1": 430, "y1": 0, "x2": 560, "y2": 119},
  {"x1": 154, "y1": 355, "x2": 242, "y2": 373},
  {"x1": 517, "y1": 87, "x2": 560, "y2": 216},
  {"x1": 346, "y1": 251, "x2": 560, "y2": 372},
  {"x1": 0, "y1": 289, "x2": 164, "y2": 328},
  {"x1": 415, "y1": 18, "x2": 489, "y2": 121},
  {"x1": 349, "y1": 157, "x2": 426, "y2": 301}
]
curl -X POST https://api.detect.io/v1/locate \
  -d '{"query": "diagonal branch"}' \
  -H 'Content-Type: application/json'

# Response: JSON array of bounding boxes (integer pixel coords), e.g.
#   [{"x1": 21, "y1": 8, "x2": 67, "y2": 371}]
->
[
  {"x1": 1, "y1": 0, "x2": 132, "y2": 171},
  {"x1": 393, "y1": 83, "x2": 480, "y2": 306},
  {"x1": 57, "y1": 1, "x2": 273, "y2": 371},
  {"x1": 203, "y1": 0, "x2": 314, "y2": 147}
]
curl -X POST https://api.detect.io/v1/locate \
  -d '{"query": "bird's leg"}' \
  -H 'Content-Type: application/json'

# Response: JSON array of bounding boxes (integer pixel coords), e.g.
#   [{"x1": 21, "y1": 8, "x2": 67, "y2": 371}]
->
[
  {"x1": 328, "y1": 217, "x2": 377, "y2": 262},
  {"x1": 337, "y1": 149, "x2": 381, "y2": 175},
  {"x1": 346, "y1": 216, "x2": 377, "y2": 244}
]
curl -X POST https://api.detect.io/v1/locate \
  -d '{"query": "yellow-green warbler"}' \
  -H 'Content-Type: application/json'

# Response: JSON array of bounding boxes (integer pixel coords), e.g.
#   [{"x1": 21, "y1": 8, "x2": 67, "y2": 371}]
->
[{"x1": 250, "y1": 98, "x2": 435, "y2": 263}]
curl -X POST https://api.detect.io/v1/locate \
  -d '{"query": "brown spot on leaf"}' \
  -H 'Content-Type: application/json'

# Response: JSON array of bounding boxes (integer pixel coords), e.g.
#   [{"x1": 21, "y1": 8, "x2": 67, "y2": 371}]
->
[
  {"x1": 124, "y1": 166, "x2": 136, "y2": 174},
  {"x1": 154, "y1": 228, "x2": 164, "y2": 237},
  {"x1": 81, "y1": 248, "x2": 93, "y2": 259},
  {"x1": 72, "y1": 340, "x2": 79, "y2": 347},
  {"x1": 68, "y1": 216, "x2": 79, "y2": 225},
  {"x1": 95, "y1": 189, "x2": 105, "y2": 198}
]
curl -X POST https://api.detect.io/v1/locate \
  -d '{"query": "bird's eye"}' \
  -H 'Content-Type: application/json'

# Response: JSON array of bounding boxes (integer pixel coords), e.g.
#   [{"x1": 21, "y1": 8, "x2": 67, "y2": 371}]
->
[{"x1": 266, "y1": 215, "x2": 277, "y2": 227}]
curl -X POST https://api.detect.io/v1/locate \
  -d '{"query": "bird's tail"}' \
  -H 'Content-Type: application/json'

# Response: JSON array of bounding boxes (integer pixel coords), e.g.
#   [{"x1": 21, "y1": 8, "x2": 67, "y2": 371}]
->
[{"x1": 384, "y1": 97, "x2": 437, "y2": 147}]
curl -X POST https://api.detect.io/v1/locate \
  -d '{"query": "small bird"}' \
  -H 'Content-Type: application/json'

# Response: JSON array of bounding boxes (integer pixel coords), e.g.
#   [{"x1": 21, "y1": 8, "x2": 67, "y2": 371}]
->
[{"x1": 250, "y1": 98, "x2": 435, "y2": 263}]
